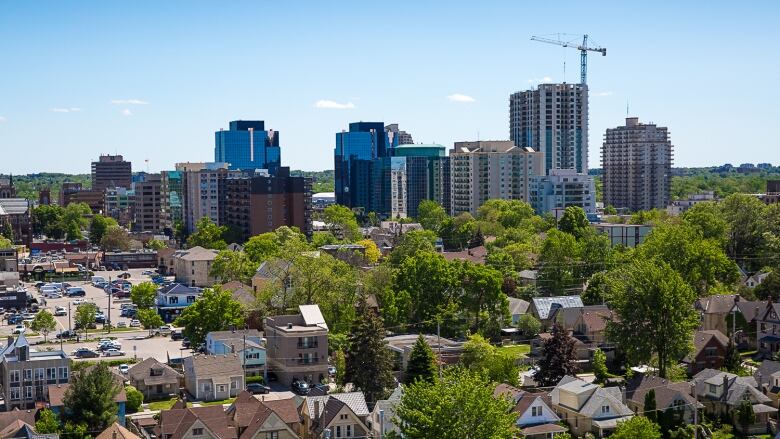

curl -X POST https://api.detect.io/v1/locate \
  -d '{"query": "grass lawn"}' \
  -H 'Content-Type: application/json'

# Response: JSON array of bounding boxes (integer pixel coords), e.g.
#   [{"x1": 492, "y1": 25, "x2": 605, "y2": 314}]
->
[
  {"x1": 198, "y1": 397, "x2": 236, "y2": 407},
  {"x1": 147, "y1": 398, "x2": 182, "y2": 411},
  {"x1": 496, "y1": 344, "x2": 530, "y2": 358}
]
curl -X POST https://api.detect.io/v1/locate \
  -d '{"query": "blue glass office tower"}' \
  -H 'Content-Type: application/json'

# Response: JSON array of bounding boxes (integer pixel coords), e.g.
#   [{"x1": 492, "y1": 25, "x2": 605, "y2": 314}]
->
[
  {"x1": 215, "y1": 120, "x2": 282, "y2": 174},
  {"x1": 334, "y1": 122, "x2": 398, "y2": 212}
]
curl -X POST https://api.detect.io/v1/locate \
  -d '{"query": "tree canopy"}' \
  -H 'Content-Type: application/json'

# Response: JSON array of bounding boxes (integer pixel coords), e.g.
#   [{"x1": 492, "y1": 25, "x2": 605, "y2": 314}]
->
[
  {"x1": 174, "y1": 286, "x2": 245, "y2": 345},
  {"x1": 186, "y1": 216, "x2": 227, "y2": 250}
]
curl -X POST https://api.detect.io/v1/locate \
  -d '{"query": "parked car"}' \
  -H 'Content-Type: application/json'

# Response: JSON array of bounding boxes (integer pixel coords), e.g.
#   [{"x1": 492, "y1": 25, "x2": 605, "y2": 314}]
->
[
  {"x1": 291, "y1": 380, "x2": 310, "y2": 395},
  {"x1": 54, "y1": 306, "x2": 67, "y2": 316},
  {"x1": 66, "y1": 287, "x2": 86, "y2": 297},
  {"x1": 103, "y1": 349, "x2": 125, "y2": 357},
  {"x1": 116, "y1": 321, "x2": 127, "y2": 328},
  {"x1": 118, "y1": 364, "x2": 129, "y2": 374},
  {"x1": 158, "y1": 325, "x2": 172, "y2": 336},
  {"x1": 73, "y1": 348, "x2": 100, "y2": 359},
  {"x1": 142, "y1": 270, "x2": 155, "y2": 276},
  {"x1": 56, "y1": 330, "x2": 76, "y2": 339},
  {"x1": 7, "y1": 315, "x2": 22, "y2": 325},
  {"x1": 171, "y1": 331, "x2": 183, "y2": 341},
  {"x1": 246, "y1": 383, "x2": 271, "y2": 394},
  {"x1": 120, "y1": 308, "x2": 136, "y2": 317},
  {"x1": 12, "y1": 325, "x2": 25, "y2": 334},
  {"x1": 72, "y1": 299, "x2": 86, "y2": 306},
  {"x1": 95, "y1": 313, "x2": 106, "y2": 324},
  {"x1": 181, "y1": 338, "x2": 191, "y2": 348},
  {"x1": 97, "y1": 341, "x2": 121, "y2": 351},
  {"x1": 129, "y1": 319, "x2": 141, "y2": 327}
]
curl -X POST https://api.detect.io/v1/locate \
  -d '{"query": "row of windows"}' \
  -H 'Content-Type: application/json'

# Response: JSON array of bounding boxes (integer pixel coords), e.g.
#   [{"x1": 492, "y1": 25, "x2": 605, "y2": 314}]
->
[{"x1": 9, "y1": 367, "x2": 67, "y2": 383}]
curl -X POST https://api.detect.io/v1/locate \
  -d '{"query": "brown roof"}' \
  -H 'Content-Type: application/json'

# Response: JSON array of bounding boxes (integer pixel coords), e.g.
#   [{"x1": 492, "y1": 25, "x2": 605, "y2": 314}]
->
[
  {"x1": 514, "y1": 391, "x2": 554, "y2": 417},
  {"x1": 160, "y1": 406, "x2": 237, "y2": 439},
  {"x1": 521, "y1": 423, "x2": 566, "y2": 435},
  {"x1": 262, "y1": 398, "x2": 301, "y2": 425},
  {"x1": 625, "y1": 374, "x2": 700, "y2": 411},
  {"x1": 697, "y1": 294, "x2": 739, "y2": 315},
  {"x1": 95, "y1": 422, "x2": 141, "y2": 439},
  {"x1": 442, "y1": 246, "x2": 487, "y2": 264},
  {"x1": 580, "y1": 308, "x2": 613, "y2": 333},
  {"x1": 691, "y1": 330, "x2": 729, "y2": 359},
  {"x1": 128, "y1": 357, "x2": 181, "y2": 386},
  {"x1": 0, "y1": 419, "x2": 34, "y2": 438},
  {"x1": 737, "y1": 300, "x2": 766, "y2": 322},
  {"x1": 493, "y1": 383, "x2": 523, "y2": 401},
  {"x1": 0, "y1": 409, "x2": 36, "y2": 431},
  {"x1": 220, "y1": 281, "x2": 256, "y2": 306}
]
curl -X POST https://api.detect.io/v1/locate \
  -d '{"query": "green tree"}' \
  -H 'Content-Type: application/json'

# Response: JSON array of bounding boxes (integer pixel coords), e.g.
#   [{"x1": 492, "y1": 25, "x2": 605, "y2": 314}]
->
[
  {"x1": 721, "y1": 193, "x2": 767, "y2": 269},
  {"x1": 210, "y1": 250, "x2": 257, "y2": 284},
  {"x1": 137, "y1": 308, "x2": 164, "y2": 334},
  {"x1": 417, "y1": 200, "x2": 448, "y2": 232},
  {"x1": 345, "y1": 298, "x2": 396, "y2": 405},
  {"x1": 323, "y1": 204, "x2": 361, "y2": 241},
  {"x1": 388, "y1": 230, "x2": 438, "y2": 266},
  {"x1": 391, "y1": 251, "x2": 458, "y2": 330},
  {"x1": 392, "y1": 367, "x2": 517, "y2": 439},
  {"x1": 174, "y1": 286, "x2": 245, "y2": 345},
  {"x1": 517, "y1": 314, "x2": 541, "y2": 337},
  {"x1": 63, "y1": 422, "x2": 91, "y2": 439},
  {"x1": 125, "y1": 385, "x2": 144, "y2": 413},
  {"x1": 35, "y1": 409, "x2": 60, "y2": 434},
  {"x1": 0, "y1": 234, "x2": 11, "y2": 248},
  {"x1": 579, "y1": 228, "x2": 615, "y2": 279},
  {"x1": 456, "y1": 261, "x2": 506, "y2": 334},
  {"x1": 100, "y1": 226, "x2": 131, "y2": 251},
  {"x1": 130, "y1": 282, "x2": 158, "y2": 309},
  {"x1": 63, "y1": 362, "x2": 120, "y2": 431},
  {"x1": 682, "y1": 201, "x2": 728, "y2": 246},
  {"x1": 611, "y1": 416, "x2": 662, "y2": 439},
  {"x1": 405, "y1": 334, "x2": 437, "y2": 384},
  {"x1": 605, "y1": 259, "x2": 699, "y2": 378},
  {"x1": 186, "y1": 216, "x2": 227, "y2": 250},
  {"x1": 537, "y1": 229, "x2": 581, "y2": 295},
  {"x1": 74, "y1": 303, "x2": 97, "y2": 339},
  {"x1": 533, "y1": 323, "x2": 579, "y2": 386},
  {"x1": 356, "y1": 239, "x2": 381, "y2": 264},
  {"x1": 460, "y1": 334, "x2": 519, "y2": 385},
  {"x1": 243, "y1": 232, "x2": 281, "y2": 263},
  {"x1": 332, "y1": 349, "x2": 346, "y2": 386},
  {"x1": 736, "y1": 399, "x2": 756, "y2": 434},
  {"x1": 593, "y1": 348, "x2": 609, "y2": 384},
  {"x1": 644, "y1": 388, "x2": 657, "y2": 422},
  {"x1": 30, "y1": 310, "x2": 57, "y2": 342},
  {"x1": 476, "y1": 199, "x2": 535, "y2": 229},
  {"x1": 89, "y1": 214, "x2": 110, "y2": 245},
  {"x1": 754, "y1": 269, "x2": 780, "y2": 300},
  {"x1": 145, "y1": 238, "x2": 167, "y2": 250},
  {"x1": 32, "y1": 204, "x2": 65, "y2": 238},
  {"x1": 723, "y1": 339, "x2": 742, "y2": 374},
  {"x1": 558, "y1": 206, "x2": 589, "y2": 239}
]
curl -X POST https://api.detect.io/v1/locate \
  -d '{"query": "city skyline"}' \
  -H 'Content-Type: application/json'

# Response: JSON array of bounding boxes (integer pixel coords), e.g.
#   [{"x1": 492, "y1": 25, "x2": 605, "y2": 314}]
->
[{"x1": 1, "y1": 1, "x2": 779, "y2": 174}]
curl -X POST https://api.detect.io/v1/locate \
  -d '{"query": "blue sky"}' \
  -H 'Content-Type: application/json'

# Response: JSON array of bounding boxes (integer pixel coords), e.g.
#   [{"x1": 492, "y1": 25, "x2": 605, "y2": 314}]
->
[{"x1": 1, "y1": 1, "x2": 778, "y2": 174}]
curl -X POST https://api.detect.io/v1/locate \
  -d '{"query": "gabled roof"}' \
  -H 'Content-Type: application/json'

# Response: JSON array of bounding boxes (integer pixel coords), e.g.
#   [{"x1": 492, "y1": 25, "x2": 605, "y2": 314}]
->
[
  {"x1": 695, "y1": 294, "x2": 739, "y2": 315},
  {"x1": 158, "y1": 283, "x2": 199, "y2": 296},
  {"x1": 174, "y1": 246, "x2": 219, "y2": 262},
  {"x1": 755, "y1": 360, "x2": 780, "y2": 389},
  {"x1": 159, "y1": 406, "x2": 237, "y2": 439},
  {"x1": 185, "y1": 354, "x2": 243, "y2": 381},
  {"x1": 254, "y1": 259, "x2": 292, "y2": 279},
  {"x1": 532, "y1": 296, "x2": 583, "y2": 320},
  {"x1": 685, "y1": 330, "x2": 729, "y2": 362},
  {"x1": 551, "y1": 375, "x2": 632, "y2": 417},
  {"x1": 220, "y1": 281, "x2": 255, "y2": 306},
  {"x1": 692, "y1": 369, "x2": 770, "y2": 406},
  {"x1": 127, "y1": 357, "x2": 181, "y2": 385},
  {"x1": 306, "y1": 392, "x2": 369, "y2": 419},
  {"x1": 625, "y1": 375, "x2": 701, "y2": 411},
  {"x1": 95, "y1": 422, "x2": 141, "y2": 439},
  {"x1": 508, "y1": 298, "x2": 530, "y2": 316},
  {"x1": 737, "y1": 300, "x2": 766, "y2": 322}
]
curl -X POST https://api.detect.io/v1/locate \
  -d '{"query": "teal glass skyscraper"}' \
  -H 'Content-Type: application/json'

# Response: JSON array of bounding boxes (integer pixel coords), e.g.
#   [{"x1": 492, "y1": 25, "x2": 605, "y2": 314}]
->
[{"x1": 215, "y1": 120, "x2": 281, "y2": 174}]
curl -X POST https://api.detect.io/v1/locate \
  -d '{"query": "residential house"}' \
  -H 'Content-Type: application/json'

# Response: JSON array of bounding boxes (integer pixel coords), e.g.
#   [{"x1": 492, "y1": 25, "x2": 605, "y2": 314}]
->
[
  {"x1": 519, "y1": 269, "x2": 538, "y2": 287},
  {"x1": 682, "y1": 330, "x2": 729, "y2": 374},
  {"x1": 531, "y1": 332, "x2": 589, "y2": 361},
  {"x1": 156, "y1": 405, "x2": 237, "y2": 439},
  {"x1": 172, "y1": 246, "x2": 219, "y2": 287},
  {"x1": 95, "y1": 422, "x2": 141, "y2": 439},
  {"x1": 695, "y1": 294, "x2": 740, "y2": 335},
  {"x1": 0, "y1": 420, "x2": 58, "y2": 439},
  {"x1": 206, "y1": 329, "x2": 266, "y2": 377},
  {"x1": 746, "y1": 272, "x2": 771, "y2": 288},
  {"x1": 302, "y1": 392, "x2": 370, "y2": 439},
  {"x1": 736, "y1": 300, "x2": 765, "y2": 348},
  {"x1": 494, "y1": 384, "x2": 565, "y2": 439},
  {"x1": 508, "y1": 297, "x2": 530, "y2": 326},
  {"x1": 225, "y1": 391, "x2": 301, "y2": 439},
  {"x1": 530, "y1": 296, "x2": 584, "y2": 329},
  {"x1": 220, "y1": 281, "x2": 262, "y2": 329},
  {"x1": 265, "y1": 305, "x2": 329, "y2": 386},
  {"x1": 757, "y1": 302, "x2": 780, "y2": 358},
  {"x1": 48, "y1": 374, "x2": 127, "y2": 426},
  {"x1": 318, "y1": 244, "x2": 367, "y2": 267},
  {"x1": 384, "y1": 334, "x2": 464, "y2": 377},
  {"x1": 0, "y1": 334, "x2": 69, "y2": 411},
  {"x1": 156, "y1": 283, "x2": 201, "y2": 323},
  {"x1": 369, "y1": 387, "x2": 402, "y2": 439},
  {"x1": 183, "y1": 354, "x2": 245, "y2": 402},
  {"x1": 569, "y1": 306, "x2": 616, "y2": 363},
  {"x1": 754, "y1": 360, "x2": 780, "y2": 409},
  {"x1": 252, "y1": 259, "x2": 292, "y2": 296},
  {"x1": 624, "y1": 375, "x2": 701, "y2": 426},
  {"x1": 442, "y1": 246, "x2": 487, "y2": 264},
  {"x1": 691, "y1": 369, "x2": 776, "y2": 435},
  {"x1": 127, "y1": 357, "x2": 182, "y2": 401},
  {"x1": 157, "y1": 247, "x2": 176, "y2": 276},
  {"x1": 550, "y1": 375, "x2": 633, "y2": 437}
]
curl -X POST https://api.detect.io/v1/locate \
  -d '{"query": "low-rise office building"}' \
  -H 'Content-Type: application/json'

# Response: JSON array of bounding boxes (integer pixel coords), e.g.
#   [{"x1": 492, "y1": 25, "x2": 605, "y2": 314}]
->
[
  {"x1": 172, "y1": 246, "x2": 219, "y2": 287},
  {"x1": 0, "y1": 334, "x2": 70, "y2": 411},
  {"x1": 265, "y1": 305, "x2": 329, "y2": 386}
]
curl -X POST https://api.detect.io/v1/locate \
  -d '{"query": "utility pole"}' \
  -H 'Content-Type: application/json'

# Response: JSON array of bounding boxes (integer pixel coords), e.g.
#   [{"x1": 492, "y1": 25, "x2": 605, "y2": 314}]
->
[
  {"x1": 107, "y1": 275, "x2": 112, "y2": 334},
  {"x1": 437, "y1": 320, "x2": 442, "y2": 380},
  {"x1": 68, "y1": 302, "x2": 72, "y2": 332}
]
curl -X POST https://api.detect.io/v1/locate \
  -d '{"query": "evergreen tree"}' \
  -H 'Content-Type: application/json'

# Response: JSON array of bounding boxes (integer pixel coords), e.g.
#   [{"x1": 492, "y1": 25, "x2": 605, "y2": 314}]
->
[
  {"x1": 35, "y1": 409, "x2": 60, "y2": 434},
  {"x1": 345, "y1": 297, "x2": 396, "y2": 406},
  {"x1": 644, "y1": 389, "x2": 657, "y2": 422},
  {"x1": 533, "y1": 323, "x2": 578, "y2": 386},
  {"x1": 723, "y1": 339, "x2": 742, "y2": 373},
  {"x1": 63, "y1": 362, "x2": 120, "y2": 431},
  {"x1": 592, "y1": 348, "x2": 609, "y2": 383},
  {"x1": 736, "y1": 399, "x2": 755, "y2": 433},
  {"x1": 405, "y1": 334, "x2": 437, "y2": 384}
]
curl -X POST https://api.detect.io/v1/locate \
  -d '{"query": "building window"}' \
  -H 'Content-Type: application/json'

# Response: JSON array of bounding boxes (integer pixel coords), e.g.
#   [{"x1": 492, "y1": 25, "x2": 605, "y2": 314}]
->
[
  {"x1": 601, "y1": 405, "x2": 610, "y2": 414},
  {"x1": 709, "y1": 384, "x2": 717, "y2": 394},
  {"x1": 35, "y1": 368, "x2": 44, "y2": 381},
  {"x1": 46, "y1": 368, "x2": 56, "y2": 380},
  {"x1": 10, "y1": 387, "x2": 20, "y2": 400},
  {"x1": 10, "y1": 370, "x2": 19, "y2": 383},
  {"x1": 25, "y1": 386, "x2": 32, "y2": 399},
  {"x1": 266, "y1": 433, "x2": 279, "y2": 439},
  {"x1": 531, "y1": 406, "x2": 541, "y2": 416},
  {"x1": 23, "y1": 369, "x2": 32, "y2": 381},
  {"x1": 59, "y1": 367, "x2": 68, "y2": 380},
  {"x1": 346, "y1": 425, "x2": 352, "y2": 437},
  {"x1": 217, "y1": 385, "x2": 226, "y2": 393},
  {"x1": 192, "y1": 428, "x2": 203, "y2": 436}
]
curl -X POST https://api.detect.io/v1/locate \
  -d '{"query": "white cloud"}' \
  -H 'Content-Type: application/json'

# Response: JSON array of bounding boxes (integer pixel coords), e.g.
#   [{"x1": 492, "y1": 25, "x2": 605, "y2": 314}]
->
[
  {"x1": 121, "y1": 109, "x2": 133, "y2": 116},
  {"x1": 592, "y1": 91, "x2": 613, "y2": 97},
  {"x1": 111, "y1": 99, "x2": 148, "y2": 105},
  {"x1": 0, "y1": 116, "x2": 5, "y2": 123},
  {"x1": 446, "y1": 93, "x2": 475, "y2": 103},
  {"x1": 51, "y1": 107, "x2": 81, "y2": 113},
  {"x1": 314, "y1": 100, "x2": 355, "y2": 110},
  {"x1": 527, "y1": 76, "x2": 554, "y2": 85}
]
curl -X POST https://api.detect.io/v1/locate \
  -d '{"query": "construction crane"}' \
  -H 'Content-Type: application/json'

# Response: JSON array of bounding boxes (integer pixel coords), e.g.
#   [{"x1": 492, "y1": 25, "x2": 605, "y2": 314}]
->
[{"x1": 530, "y1": 34, "x2": 606, "y2": 85}]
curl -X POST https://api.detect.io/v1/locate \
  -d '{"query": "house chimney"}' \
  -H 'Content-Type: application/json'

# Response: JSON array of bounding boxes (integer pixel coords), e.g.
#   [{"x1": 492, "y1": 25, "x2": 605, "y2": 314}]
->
[
  {"x1": 287, "y1": 323, "x2": 293, "y2": 329},
  {"x1": 316, "y1": 400, "x2": 322, "y2": 422},
  {"x1": 722, "y1": 374, "x2": 729, "y2": 398}
]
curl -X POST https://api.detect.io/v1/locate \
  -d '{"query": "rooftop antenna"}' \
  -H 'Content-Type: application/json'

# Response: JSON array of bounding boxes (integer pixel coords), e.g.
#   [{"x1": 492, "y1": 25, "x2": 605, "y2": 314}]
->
[
  {"x1": 626, "y1": 99, "x2": 630, "y2": 117},
  {"x1": 563, "y1": 61, "x2": 566, "y2": 83}
]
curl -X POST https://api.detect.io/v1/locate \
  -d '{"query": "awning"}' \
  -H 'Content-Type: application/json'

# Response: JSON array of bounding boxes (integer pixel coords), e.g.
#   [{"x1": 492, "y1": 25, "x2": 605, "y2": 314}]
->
[
  {"x1": 592, "y1": 416, "x2": 633, "y2": 430},
  {"x1": 753, "y1": 403, "x2": 777, "y2": 414},
  {"x1": 521, "y1": 423, "x2": 566, "y2": 435}
]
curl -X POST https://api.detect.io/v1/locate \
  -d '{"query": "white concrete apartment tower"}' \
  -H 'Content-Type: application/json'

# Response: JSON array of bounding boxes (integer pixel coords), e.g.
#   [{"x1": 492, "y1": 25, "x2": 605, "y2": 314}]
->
[
  {"x1": 509, "y1": 83, "x2": 589, "y2": 174},
  {"x1": 602, "y1": 117, "x2": 673, "y2": 212}
]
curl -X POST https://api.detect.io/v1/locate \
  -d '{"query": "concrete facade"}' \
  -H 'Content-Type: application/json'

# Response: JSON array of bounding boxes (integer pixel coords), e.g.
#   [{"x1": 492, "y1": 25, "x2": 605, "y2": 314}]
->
[
  {"x1": 92, "y1": 154, "x2": 132, "y2": 191},
  {"x1": 530, "y1": 169, "x2": 596, "y2": 216},
  {"x1": 0, "y1": 335, "x2": 70, "y2": 411},
  {"x1": 265, "y1": 305, "x2": 329, "y2": 386},
  {"x1": 133, "y1": 173, "x2": 170, "y2": 233}
]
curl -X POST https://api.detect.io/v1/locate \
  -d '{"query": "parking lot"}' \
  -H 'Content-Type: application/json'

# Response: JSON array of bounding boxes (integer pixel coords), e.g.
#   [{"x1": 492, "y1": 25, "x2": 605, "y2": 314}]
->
[{"x1": 4, "y1": 268, "x2": 192, "y2": 361}]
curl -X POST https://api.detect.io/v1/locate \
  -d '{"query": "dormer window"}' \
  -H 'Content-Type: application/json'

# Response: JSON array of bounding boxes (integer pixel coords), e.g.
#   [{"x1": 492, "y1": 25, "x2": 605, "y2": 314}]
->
[{"x1": 601, "y1": 405, "x2": 610, "y2": 414}]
